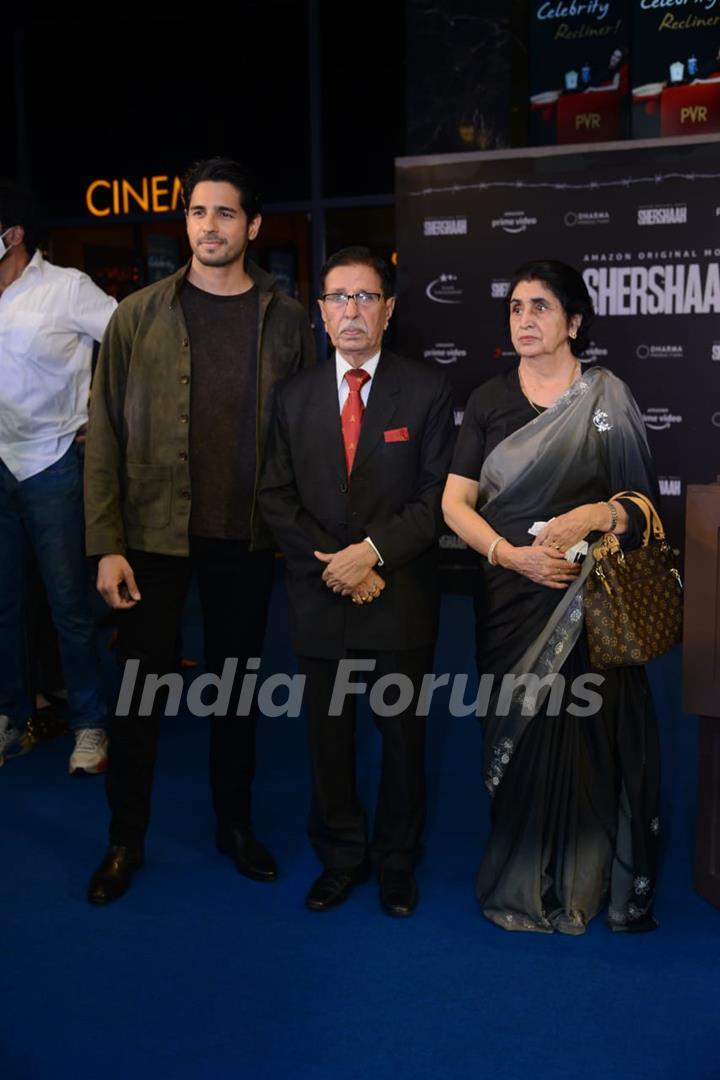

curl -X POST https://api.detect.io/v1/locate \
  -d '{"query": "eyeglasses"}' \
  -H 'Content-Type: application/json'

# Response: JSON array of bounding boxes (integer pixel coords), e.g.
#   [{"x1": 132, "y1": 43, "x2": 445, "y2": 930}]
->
[{"x1": 320, "y1": 291, "x2": 383, "y2": 307}]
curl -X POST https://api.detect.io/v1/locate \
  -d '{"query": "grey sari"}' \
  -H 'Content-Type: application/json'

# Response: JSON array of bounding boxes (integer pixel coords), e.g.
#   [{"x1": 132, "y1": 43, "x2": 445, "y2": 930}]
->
[{"x1": 468, "y1": 366, "x2": 660, "y2": 934}]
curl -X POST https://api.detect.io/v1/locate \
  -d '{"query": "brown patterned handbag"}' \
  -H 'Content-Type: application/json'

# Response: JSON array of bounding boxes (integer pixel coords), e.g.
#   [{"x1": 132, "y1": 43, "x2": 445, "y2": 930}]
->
[{"x1": 584, "y1": 490, "x2": 683, "y2": 670}]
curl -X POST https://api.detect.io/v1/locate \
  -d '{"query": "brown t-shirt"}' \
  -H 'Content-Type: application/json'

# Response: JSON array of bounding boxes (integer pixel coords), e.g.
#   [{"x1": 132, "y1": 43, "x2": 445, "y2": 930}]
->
[{"x1": 180, "y1": 279, "x2": 258, "y2": 540}]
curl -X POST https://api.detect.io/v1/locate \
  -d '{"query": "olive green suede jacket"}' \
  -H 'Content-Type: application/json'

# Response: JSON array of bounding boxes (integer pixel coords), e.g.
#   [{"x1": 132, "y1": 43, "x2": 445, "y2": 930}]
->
[{"x1": 84, "y1": 260, "x2": 315, "y2": 557}]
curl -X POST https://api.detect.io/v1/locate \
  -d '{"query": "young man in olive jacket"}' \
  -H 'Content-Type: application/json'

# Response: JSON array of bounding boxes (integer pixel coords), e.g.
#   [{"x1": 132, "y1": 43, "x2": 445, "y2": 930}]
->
[{"x1": 84, "y1": 157, "x2": 315, "y2": 904}]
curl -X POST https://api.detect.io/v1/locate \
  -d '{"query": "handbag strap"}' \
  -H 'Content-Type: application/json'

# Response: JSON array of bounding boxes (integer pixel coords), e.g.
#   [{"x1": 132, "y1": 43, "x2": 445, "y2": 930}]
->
[{"x1": 608, "y1": 490, "x2": 666, "y2": 546}]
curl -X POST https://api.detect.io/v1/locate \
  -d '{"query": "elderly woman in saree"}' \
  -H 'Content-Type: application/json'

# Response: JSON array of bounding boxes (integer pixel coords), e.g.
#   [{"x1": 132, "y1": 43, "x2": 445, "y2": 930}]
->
[{"x1": 442, "y1": 260, "x2": 660, "y2": 935}]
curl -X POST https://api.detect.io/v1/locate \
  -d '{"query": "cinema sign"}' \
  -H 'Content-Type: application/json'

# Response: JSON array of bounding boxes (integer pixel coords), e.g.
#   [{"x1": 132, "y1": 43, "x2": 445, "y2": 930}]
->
[{"x1": 86, "y1": 175, "x2": 183, "y2": 217}]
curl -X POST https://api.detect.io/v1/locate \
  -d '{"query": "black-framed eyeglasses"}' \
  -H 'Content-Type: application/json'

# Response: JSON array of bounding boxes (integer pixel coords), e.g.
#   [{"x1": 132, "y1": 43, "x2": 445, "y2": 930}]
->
[{"x1": 320, "y1": 291, "x2": 383, "y2": 307}]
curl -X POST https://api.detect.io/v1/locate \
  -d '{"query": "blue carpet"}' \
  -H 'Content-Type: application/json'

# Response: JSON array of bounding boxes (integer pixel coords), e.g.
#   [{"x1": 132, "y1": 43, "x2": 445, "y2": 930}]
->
[{"x1": 1, "y1": 574, "x2": 718, "y2": 1080}]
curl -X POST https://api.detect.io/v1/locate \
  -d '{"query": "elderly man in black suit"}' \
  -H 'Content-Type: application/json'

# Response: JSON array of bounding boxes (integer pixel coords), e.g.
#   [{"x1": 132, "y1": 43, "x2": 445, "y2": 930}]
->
[{"x1": 259, "y1": 246, "x2": 454, "y2": 916}]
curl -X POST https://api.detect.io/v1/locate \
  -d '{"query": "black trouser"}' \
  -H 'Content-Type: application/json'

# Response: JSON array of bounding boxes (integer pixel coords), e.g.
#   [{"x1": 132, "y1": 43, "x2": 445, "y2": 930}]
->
[
  {"x1": 298, "y1": 646, "x2": 433, "y2": 873},
  {"x1": 106, "y1": 538, "x2": 274, "y2": 849}
]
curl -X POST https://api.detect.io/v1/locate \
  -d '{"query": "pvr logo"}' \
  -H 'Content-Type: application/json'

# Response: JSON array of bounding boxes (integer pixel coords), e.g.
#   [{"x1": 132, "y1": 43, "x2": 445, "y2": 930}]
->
[
  {"x1": 681, "y1": 106, "x2": 708, "y2": 125},
  {"x1": 575, "y1": 113, "x2": 601, "y2": 131}
]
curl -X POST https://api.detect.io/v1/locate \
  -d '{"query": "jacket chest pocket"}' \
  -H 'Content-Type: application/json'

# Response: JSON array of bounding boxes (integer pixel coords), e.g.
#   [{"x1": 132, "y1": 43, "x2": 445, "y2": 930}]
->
[
  {"x1": 125, "y1": 463, "x2": 172, "y2": 528},
  {"x1": 381, "y1": 436, "x2": 416, "y2": 468}
]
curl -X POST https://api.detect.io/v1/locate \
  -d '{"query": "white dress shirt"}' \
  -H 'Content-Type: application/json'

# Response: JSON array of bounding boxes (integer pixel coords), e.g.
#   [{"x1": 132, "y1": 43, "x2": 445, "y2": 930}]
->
[
  {"x1": 335, "y1": 349, "x2": 380, "y2": 410},
  {"x1": 334, "y1": 349, "x2": 384, "y2": 565},
  {"x1": 0, "y1": 250, "x2": 117, "y2": 480}
]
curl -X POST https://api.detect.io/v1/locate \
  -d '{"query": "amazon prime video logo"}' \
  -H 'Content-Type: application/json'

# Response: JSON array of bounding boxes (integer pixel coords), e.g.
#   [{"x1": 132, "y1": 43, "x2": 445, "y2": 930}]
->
[
  {"x1": 491, "y1": 210, "x2": 537, "y2": 235},
  {"x1": 642, "y1": 407, "x2": 682, "y2": 432}
]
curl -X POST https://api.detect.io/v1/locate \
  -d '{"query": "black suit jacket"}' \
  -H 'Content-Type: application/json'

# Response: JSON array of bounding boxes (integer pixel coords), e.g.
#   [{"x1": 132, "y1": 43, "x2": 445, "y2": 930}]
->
[{"x1": 258, "y1": 349, "x2": 455, "y2": 658}]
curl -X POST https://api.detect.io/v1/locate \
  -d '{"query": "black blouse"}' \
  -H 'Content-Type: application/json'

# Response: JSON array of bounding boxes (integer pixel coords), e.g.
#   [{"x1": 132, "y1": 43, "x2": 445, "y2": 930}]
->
[{"x1": 451, "y1": 367, "x2": 539, "y2": 481}]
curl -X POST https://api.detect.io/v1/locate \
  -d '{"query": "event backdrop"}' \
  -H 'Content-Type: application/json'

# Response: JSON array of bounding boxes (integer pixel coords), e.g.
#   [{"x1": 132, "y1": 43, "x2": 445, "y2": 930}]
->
[
  {"x1": 395, "y1": 133, "x2": 720, "y2": 568},
  {"x1": 528, "y1": 0, "x2": 720, "y2": 146},
  {"x1": 405, "y1": 0, "x2": 515, "y2": 155},
  {"x1": 631, "y1": 1, "x2": 720, "y2": 140},
  {"x1": 529, "y1": 0, "x2": 632, "y2": 145}
]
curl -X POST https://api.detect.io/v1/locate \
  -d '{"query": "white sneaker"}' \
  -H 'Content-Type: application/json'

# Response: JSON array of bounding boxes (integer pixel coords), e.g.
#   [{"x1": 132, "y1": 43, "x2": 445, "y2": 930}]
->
[
  {"x1": 69, "y1": 728, "x2": 108, "y2": 775},
  {"x1": 0, "y1": 715, "x2": 33, "y2": 767}
]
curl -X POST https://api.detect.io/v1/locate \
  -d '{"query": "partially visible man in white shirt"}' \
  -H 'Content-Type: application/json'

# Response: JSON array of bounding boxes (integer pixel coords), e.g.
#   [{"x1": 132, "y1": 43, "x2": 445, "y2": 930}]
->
[{"x1": 0, "y1": 183, "x2": 116, "y2": 773}]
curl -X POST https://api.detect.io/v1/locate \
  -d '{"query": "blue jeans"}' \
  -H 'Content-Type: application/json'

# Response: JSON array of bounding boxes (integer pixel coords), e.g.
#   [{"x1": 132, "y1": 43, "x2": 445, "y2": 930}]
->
[{"x1": 0, "y1": 444, "x2": 107, "y2": 731}]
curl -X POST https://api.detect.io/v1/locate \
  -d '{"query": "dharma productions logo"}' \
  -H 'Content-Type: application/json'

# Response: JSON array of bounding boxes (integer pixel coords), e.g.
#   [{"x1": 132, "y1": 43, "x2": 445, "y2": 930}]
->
[
  {"x1": 635, "y1": 344, "x2": 684, "y2": 361},
  {"x1": 564, "y1": 211, "x2": 611, "y2": 227}
]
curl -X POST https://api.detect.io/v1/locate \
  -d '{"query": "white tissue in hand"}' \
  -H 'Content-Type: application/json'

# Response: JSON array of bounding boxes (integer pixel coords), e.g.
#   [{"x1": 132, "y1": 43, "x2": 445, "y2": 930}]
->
[
  {"x1": 528, "y1": 520, "x2": 552, "y2": 536},
  {"x1": 528, "y1": 519, "x2": 588, "y2": 563}
]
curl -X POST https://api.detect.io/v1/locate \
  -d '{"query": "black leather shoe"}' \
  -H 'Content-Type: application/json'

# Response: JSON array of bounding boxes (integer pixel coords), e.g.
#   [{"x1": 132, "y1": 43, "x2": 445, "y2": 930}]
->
[
  {"x1": 88, "y1": 845, "x2": 143, "y2": 905},
  {"x1": 216, "y1": 827, "x2": 278, "y2": 882},
  {"x1": 305, "y1": 864, "x2": 370, "y2": 911},
  {"x1": 379, "y1": 869, "x2": 418, "y2": 917}
]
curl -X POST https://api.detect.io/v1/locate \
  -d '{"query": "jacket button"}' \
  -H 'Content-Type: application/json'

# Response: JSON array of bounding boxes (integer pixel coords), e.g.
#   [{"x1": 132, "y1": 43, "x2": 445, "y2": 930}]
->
[
  {"x1": 179, "y1": 413, "x2": 189, "y2": 423},
  {"x1": 180, "y1": 374, "x2": 190, "y2": 385},
  {"x1": 180, "y1": 490, "x2": 191, "y2": 500},
  {"x1": 178, "y1": 451, "x2": 188, "y2": 461},
  {"x1": 340, "y1": 481, "x2": 348, "y2": 494},
  {"x1": 182, "y1": 337, "x2": 189, "y2": 348}
]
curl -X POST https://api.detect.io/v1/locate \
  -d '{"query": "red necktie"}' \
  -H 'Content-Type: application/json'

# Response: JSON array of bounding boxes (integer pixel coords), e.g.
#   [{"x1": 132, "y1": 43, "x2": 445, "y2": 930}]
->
[{"x1": 341, "y1": 368, "x2": 371, "y2": 476}]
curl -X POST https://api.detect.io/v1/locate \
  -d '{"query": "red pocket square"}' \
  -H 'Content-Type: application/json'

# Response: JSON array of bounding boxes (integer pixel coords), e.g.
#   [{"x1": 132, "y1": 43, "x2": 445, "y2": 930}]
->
[{"x1": 384, "y1": 427, "x2": 410, "y2": 443}]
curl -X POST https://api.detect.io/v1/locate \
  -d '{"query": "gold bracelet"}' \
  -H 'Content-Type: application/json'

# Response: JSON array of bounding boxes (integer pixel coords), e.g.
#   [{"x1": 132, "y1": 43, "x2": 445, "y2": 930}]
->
[{"x1": 487, "y1": 537, "x2": 503, "y2": 566}]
